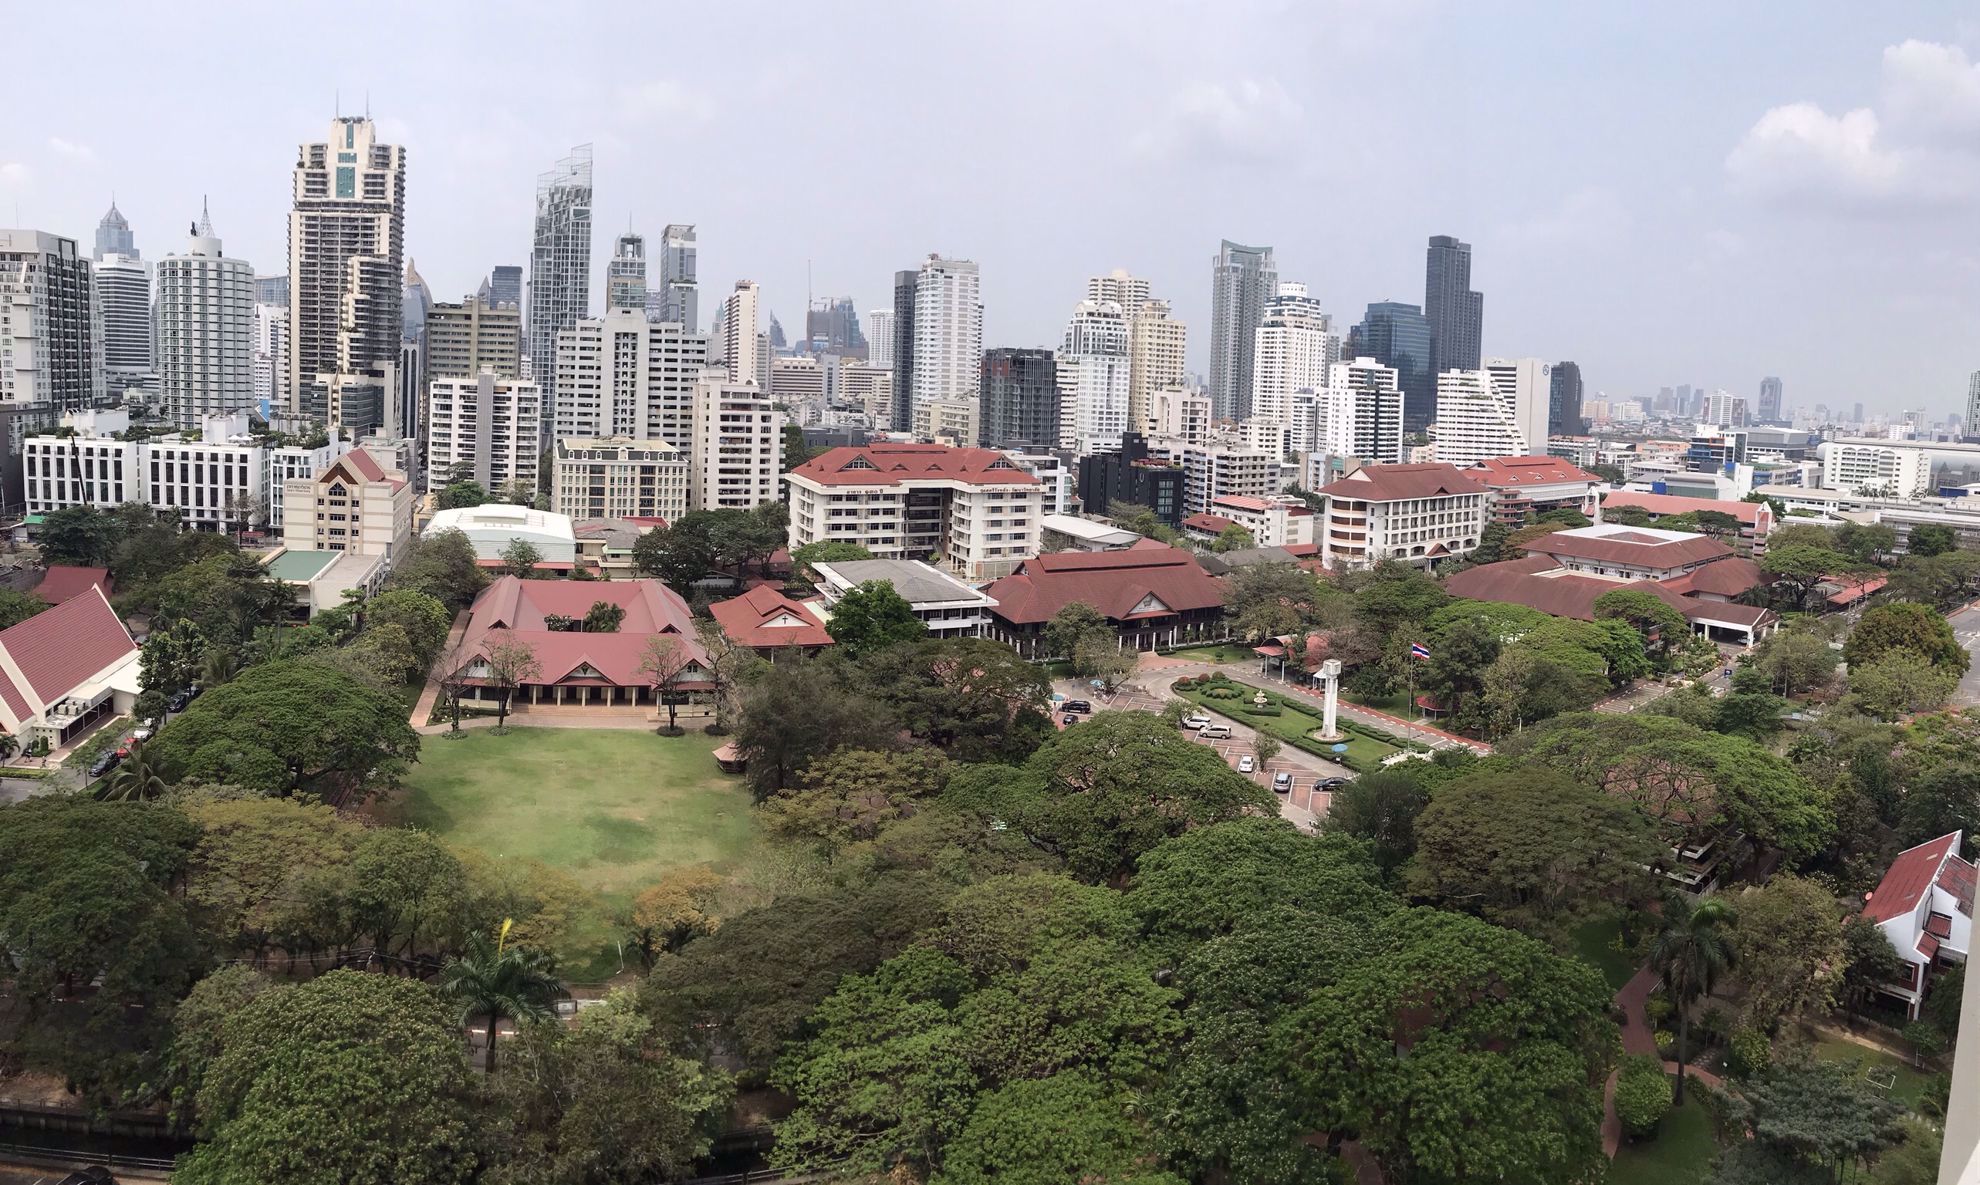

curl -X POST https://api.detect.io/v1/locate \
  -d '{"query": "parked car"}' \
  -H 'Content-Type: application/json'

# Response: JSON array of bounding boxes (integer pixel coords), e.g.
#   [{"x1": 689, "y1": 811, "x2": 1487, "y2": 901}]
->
[
  {"x1": 1237, "y1": 755, "x2": 1255, "y2": 774},
  {"x1": 168, "y1": 688, "x2": 194, "y2": 712},
  {"x1": 1061, "y1": 713, "x2": 1080, "y2": 726},
  {"x1": 1063, "y1": 699, "x2": 1094, "y2": 714},
  {"x1": 87, "y1": 750, "x2": 120, "y2": 779},
  {"x1": 1198, "y1": 724, "x2": 1234, "y2": 741},
  {"x1": 131, "y1": 720, "x2": 156, "y2": 742},
  {"x1": 1317, "y1": 777, "x2": 1350, "y2": 790},
  {"x1": 1180, "y1": 713, "x2": 1213, "y2": 730},
  {"x1": 1272, "y1": 771, "x2": 1294, "y2": 793}
]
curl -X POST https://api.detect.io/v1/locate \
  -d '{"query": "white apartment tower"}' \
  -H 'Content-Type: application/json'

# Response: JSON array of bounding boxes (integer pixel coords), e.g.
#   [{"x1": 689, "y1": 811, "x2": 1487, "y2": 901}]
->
[
  {"x1": 1484, "y1": 357, "x2": 1553, "y2": 457},
  {"x1": 1128, "y1": 298, "x2": 1187, "y2": 433},
  {"x1": 720, "y1": 281, "x2": 761, "y2": 386},
  {"x1": 551, "y1": 309, "x2": 710, "y2": 446},
  {"x1": 425, "y1": 373, "x2": 543, "y2": 496},
  {"x1": 1250, "y1": 282, "x2": 1339, "y2": 448},
  {"x1": 910, "y1": 256, "x2": 982, "y2": 410},
  {"x1": 1150, "y1": 385, "x2": 1212, "y2": 444},
  {"x1": 94, "y1": 253, "x2": 151, "y2": 398},
  {"x1": 157, "y1": 208, "x2": 255, "y2": 428},
  {"x1": 1317, "y1": 358, "x2": 1406, "y2": 464},
  {"x1": 0, "y1": 229, "x2": 102, "y2": 411},
  {"x1": 689, "y1": 369, "x2": 782, "y2": 510},
  {"x1": 527, "y1": 145, "x2": 594, "y2": 399},
  {"x1": 1087, "y1": 269, "x2": 1152, "y2": 313},
  {"x1": 606, "y1": 231, "x2": 646, "y2": 311},
  {"x1": 287, "y1": 117, "x2": 407, "y2": 419},
  {"x1": 865, "y1": 309, "x2": 894, "y2": 368},
  {"x1": 1056, "y1": 299, "x2": 1131, "y2": 453}
]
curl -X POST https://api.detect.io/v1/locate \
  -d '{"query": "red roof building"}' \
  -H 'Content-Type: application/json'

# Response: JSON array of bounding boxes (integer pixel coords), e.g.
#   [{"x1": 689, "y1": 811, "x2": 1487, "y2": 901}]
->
[
  {"x1": 710, "y1": 585, "x2": 835, "y2": 655},
  {"x1": 450, "y1": 576, "x2": 711, "y2": 711},
  {"x1": 1466, "y1": 455, "x2": 1604, "y2": 525},
  {"x1": 1520, "y1": 524, "x2": 1742, "y2": 581},
  {"x1": 1444, "y1": 554, "x2": 1777, "y2": 645},
  {"x1": 1863, "y1": 832, "x2": 1974, "y2": 1018},
  {"x1": 1315, "y1": 463, "x2": 1490, "y2": 570},
  {"x1": 0, "y1": 585, "x2": 141, "y2": 746},
  {"x1": 1599, "y1": 490, "x2": 1774, "y2": 553},
  {"x1": 32, "y1": 565, "x2": 111, "y2": 605},
  {"x1": 984, "y1": 546, "x2": 1226, "y2": 656}
]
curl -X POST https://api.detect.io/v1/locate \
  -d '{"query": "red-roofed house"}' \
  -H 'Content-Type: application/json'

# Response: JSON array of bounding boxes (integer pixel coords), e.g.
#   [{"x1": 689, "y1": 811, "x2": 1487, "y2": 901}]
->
[
  {"x1": 1521, "y1": 524, "x2": 1746, "y2": 583},
  {"x1": 1316, "y1": 463, "x2": 1490, "y2": 570},
  {"x1": 449, "y1": 576, "x2": 712, "y2": 712},
  {"x1": 1864, "y1": 832, "x2": 1974, "y2": 1019},
  {"x1": 32, "y1": 565, "x2": 111, "y2": 605},
  {"x1": 1600, "y1": 489, "x2": 1774, "y2": 554},
  {"x1": 1180, "y1": 512, "x2": 1236, "y2": 543},
  {"x1": 1444, "y1": 554, "x2": 1778, "y2": 645},
  {"x1": 1466, "y1": 455, "x2": 1604, "y2": 525},
  {"x1": 710, "y1": 585, "x2": 835, "y2": 656},
  {"x1": 783, "y1": 443, "x2": 1044, "y2": 581},
  {"x1": 0, "y1": 585, "x2": 141, "y2": 747},
  {"x1": 984, "y1": 546, "x2": 1225, "y2": 655}
]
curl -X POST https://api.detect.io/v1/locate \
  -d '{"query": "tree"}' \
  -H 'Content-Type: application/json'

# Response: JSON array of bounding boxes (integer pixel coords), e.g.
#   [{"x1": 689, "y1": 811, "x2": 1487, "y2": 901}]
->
[
  {"x1": 385, "y1": 529, "x2": 488, "y2": 612},
  {"x1": 624, "y1": 865, "x2": 727, "y2": 967},
  {"x1": 1602, "y1": 503, "x2": 1654, "y2": 527},
  {"x1": 1840, "y1": 914, "x2": 1909, "y2": 1014},
  {"x1": 500, "y1": 537, "x2": 543, "y2": 578},
  {"x1": 632, "y1": 514, "x2": 720, "y2": 586},
  {"x1": 37, "y1": 504, "x2": 124, "y2": 566},
  {"x1": 936, "y1": 1072, "x2": 1179, "y2": 1185},
  {"x1": 0, "y1": 586, "x2": 46, "y2": 631},
  {"x1": 1907, "y1": 523, "x2": 1958, "y2": 557},
  {"x1": 1347, "y1": 560, "x2": 1449, "y2": 633},
  {"x1": 102, "y1": 740, "x2": 168, "y2": 801},
  {"x1": 1287, "y1": 908, "x2": 1615, "y2": 1185},
  {"x1": 346, "y1": 828, "x2": 473, "y2": 958},
  {"x1": 945, "y1": 711, "x2": 1278, "y2": 883},
  {"x1": 174, "y1": 971, "x2": 479, "y2": 1185},
  {"x1": 1748, "y1": 628, "x2": 1840, "y2": 697},
  {"x1": 438, "y1": 928, "x2": 564, "y2": 1073},
  {"x1": 732, "y1": 651, "x2": 898, "y2": 798},
  {"x1": 1421, "y1": 616, "x2": 1501, "y2": 720},
  {"x1": 1835, "y1": 521, "x2": 1898, "y2": 563},
  {"x1": 790, "y1": 540, "x2": 874, "y2": 570},
  {"x1": 1593, "y1": 587, "x2": 1690, "y2": 657},
  {"x1": 1613, "y1": 1054, "x2": 1673, "y2": 1140},
  {"x1": 1723, "y1": 1055, "x2": 1908, "y2": 1181},
  {"x1": 1726, "y1": 875, "x2": 1846, "y2": 1030},
  {"x1": 1320, "y1": 768, "x2": 1432, "y2": 874},
  {"x1": 1692, "y1": 509, "x2": 1746, "y2": 542},
  {"x1": 764, "y1": 747, "x2": 950, "y2": 858},
  {"x1": 859, "y1": 637, "x2": 1053, "y2": 763},
  {"x1": 1761, "y1": 544, "x2": 1861, "y2": 610},
  {"x1": 436, "y1": 479, "x2": 488, "y2": 510},
  {"x1": 1253, "y1": 732, "x2": 1282, "y2": 766},
  {"x1": 693, "y1": 616, "x2": 757, "y2": 733},
  {"x1": 361, "y1": 589, "x2": 452, "y2": 670},
  {"x1": 1072, "y1": 633, "x2": 1136, "y2": 692},
  {"x1": 582, "y1": 599, "x2": 625, "y2": 632},
  {"x1": 1407, "y1": 766, "x2": 1659, "y2": 940},
  {"x1": 482, "y1": 632, "x2": 541, "y2": 732},
  {"x1": 181, "y1": 797, "x2": 363, "y2": 962},
  {"x1": 1848, "y1": 651, "x2": 1960, "y2": 720},
  {"x1": 827, "y1": 579, "x2": 926, "y2": 658},
  {"x1": 1650, "y1": 896, "x2": 1735, "y2": 1104},
  {"x1": 158, "y1": 966, "x2": 274, "y2": 1128},
  {"x1": 147, "y1": 660, "x2": 421, "y2": 797},
  {"x1": 1846, "y1": 602, "x2": 1969, "y2": 674},
  {"x1": 636, "y1": 633, "x2": 695, "y2": 734},
  {"x1": 1212, "y1": 522, "x2": 1257, "y2": 552},
  {"x1": 1043, "y1": 601, "x2": 1112, "y2": 659},
  {"x1": 1224, "y1": 561, "x2": 1345, "y2": 642}
]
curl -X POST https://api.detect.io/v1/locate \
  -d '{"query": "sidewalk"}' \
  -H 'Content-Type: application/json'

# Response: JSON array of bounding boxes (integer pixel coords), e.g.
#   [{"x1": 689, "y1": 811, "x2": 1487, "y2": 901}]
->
[
  {"x1": 407, "y1": 609, "x2": 470, "y2": 731},
  {"x1": 1600, "y1": 960, "x2": 1728, "y2": 1157}
]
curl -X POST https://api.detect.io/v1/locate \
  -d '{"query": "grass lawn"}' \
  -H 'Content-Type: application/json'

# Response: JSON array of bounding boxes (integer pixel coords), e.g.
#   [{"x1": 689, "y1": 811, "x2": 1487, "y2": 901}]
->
[
  {"x1": 1570, "y1": 915, "x2": 1641, "y2": 992},
  {"x1": 1343, "y1": 688, "x2": 1411, "y2": 715},
  {"x1": 392, "y1": 727, "x2": 769, "y2": 981},
  {"x1": 1803, "y1": 1029, "x2": 1937, "y2": 1109},
  {"x1": 1166, "y1": 644, "x2": 1256, "y2": 665},
  {"x1": 1177, "y1": 684, "x2": 1401, "y2": 770},
  {"x1": 1608, "y1": 1094, "x2": 1719, "y2": 1185}
]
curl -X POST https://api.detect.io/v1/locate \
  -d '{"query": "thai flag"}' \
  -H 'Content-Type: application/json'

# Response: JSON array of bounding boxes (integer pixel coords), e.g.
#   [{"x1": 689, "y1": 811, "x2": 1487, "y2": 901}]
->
[{"x1": 1409, "y1": 642, "x2": 1431, "y2": 661}]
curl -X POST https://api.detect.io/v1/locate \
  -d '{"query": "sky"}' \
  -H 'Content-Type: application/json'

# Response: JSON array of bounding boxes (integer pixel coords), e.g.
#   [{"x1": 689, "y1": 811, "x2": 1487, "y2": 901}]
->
[{"x1": 6, "y1": 0, "x2": 1980, "y2": 417}]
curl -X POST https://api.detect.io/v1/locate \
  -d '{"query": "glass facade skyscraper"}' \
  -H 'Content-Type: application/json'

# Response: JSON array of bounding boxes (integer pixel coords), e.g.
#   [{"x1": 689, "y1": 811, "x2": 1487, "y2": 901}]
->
[
  {"x1": 1549, "y1": 360, "x2": 1584, "y2": 437},
  {"x1": 1208, "y1": 240, "x2": 1277, "y2": 421},
  {"x1": 980, "y1": 346, "x2": 1058, "y2": 449},
  {"x1": 1353, "y1": 301, "x2": 1433, "y2": 435},
  {"x1": 527, "y1": 144, "x2": 594, "y2": 405},
  {"x1": 1424, "y1": 234, "x2": 1483, "y2": 424}
]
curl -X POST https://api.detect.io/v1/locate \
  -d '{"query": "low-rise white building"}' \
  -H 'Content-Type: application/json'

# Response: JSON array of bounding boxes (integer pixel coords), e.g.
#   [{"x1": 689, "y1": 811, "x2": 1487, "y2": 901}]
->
[
  {"x1": 1818, "y1": 439, "x2": 1934, "y2": 499},
  {"x1": 423, "y1": 503, "x2": 576, "y2": 564},
  {"x1": 552, "y1": 436, "x2": 689, "y2": 523},
  {"x1": 281, "y1": 446, "x2": 414, "y2": 560},
  {"x1": 1192, "y1": 493, "x2": 1315, "y2": 548},
  {"x1": 785, "y1": 442, "x2": 1043, "y2": 582},
  {"x1": 1316, "y1": 462, "x2": 1490, "y2": 570},
  {"x1": 812, "y1": 558, "x2": 997, "y2": 639}
]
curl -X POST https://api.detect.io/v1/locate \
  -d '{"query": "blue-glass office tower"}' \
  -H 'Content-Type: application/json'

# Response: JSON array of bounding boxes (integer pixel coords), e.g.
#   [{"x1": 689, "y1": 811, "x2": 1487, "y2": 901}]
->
[{"x1": 1354, "y1": 301, "x2": 1433, "y2": 435}]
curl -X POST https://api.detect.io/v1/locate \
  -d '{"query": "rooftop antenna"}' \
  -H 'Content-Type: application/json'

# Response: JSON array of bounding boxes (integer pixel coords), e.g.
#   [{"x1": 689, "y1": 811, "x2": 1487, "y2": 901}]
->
[{"x1": 335, "y1": 89, "x2": 340, "y2": 116}]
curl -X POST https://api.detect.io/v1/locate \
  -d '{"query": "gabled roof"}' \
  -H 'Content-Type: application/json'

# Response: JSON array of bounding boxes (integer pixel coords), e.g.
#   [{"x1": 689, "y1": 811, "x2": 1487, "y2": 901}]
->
[
  {"x1": 710, "y1": 585, "x2": 835, "y2": 650},
  {"x1": 1866, "y1": 832, "x2": 1970, "y2": 924},
  {"x1": 1317, "y1": 463, "x2": 1486, "y2": 503},
  {"x1": 0, "y1": 585, "x2": 137, "y2": 725},
  {"x1": 788, "y1": 443, "x2": 1039, "y2": 487},
  {"x1": 1443, "y1": 557, "x2": 1776, "y2": 629},
  {"x1": 1468, "y1": 455, "x2": 1603, "y2": 487},
  {"x1": 33, "y1": 565, "x2": 110, "y2": 605},
  {"x1": 1660, "y1": 557, "x2": 1764, "y2": 599},
  {"x1": 1602, "y1": 489, "x2": 1767, "y2": 526},
  {"x1": 985, "y1": 546, "x2": 1224, "y2": 625},
  {"x1": 1524, "y1": 525, "x2": 1735, "y2": 568},
  {"x1": 1182, "y1": 512, "x2": 1236, "y2": 534},
  {"x1": 458, "y1": 576, "x2": 707, "y2": 688}
]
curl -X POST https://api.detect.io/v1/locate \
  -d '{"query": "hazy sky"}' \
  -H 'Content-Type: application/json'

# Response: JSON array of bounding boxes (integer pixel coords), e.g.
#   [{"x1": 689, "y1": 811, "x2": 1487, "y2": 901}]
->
[{"x1": 7, "y1": 1, "x2": 1980, "y2": 415}]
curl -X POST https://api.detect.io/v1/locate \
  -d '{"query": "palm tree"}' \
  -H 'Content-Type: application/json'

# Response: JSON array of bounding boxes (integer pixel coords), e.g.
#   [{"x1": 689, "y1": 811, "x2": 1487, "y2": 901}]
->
[
  {"x1": 102, "y1": 742, "x2": 166, "y2": 802},
  {"x1": 1648, "y1": 895, "x2": 1736, "y2": 1104},
  {"x1": 438, "y1": 924, "x2": 564, "y2": 1073}
]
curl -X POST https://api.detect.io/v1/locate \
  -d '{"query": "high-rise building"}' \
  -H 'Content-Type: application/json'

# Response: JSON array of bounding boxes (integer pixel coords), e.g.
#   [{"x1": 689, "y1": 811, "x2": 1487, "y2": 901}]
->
[
  {"x1": 767, "y1": 310, "x2": 787, "y2": 353},
  {"x1": 1149, "y1": 385, "x2": 1212, "y2": 444},
  {"x1": 804, "y1": 297, "x2": 867, "y2": 357},
  {"x1": 1087, "y1": 269, "x2": 1152, "y2": 314},
  {"x1": 1127, "y1": 297, "x2": 1186, "y2": 434},
  {"x1": 866, "y1": 309, "x2": 894, "y2": 368},
  {"x1": 1424, "y1": 234, "x2": 1483, "y2": 394},
  {"x1": 254, "y1": 274, "x2": 288, "y2": 307},
  {"x1": 0, "y1": 229, "x2": 102, "y2": 412},
  {"x1": 527, "y1": 144, "x2": 594, "y2": 400},
  {"x1": 1432, "y1": 358, "x2": 1550, "y2": 469},
  {"x1": 890, "y1": 270, "x2": 917, "y2": 430},
  {"x1": 253, "y1": 303, "x2": 289, "y2": 411},
  {"x1": 1317, "y1": 358, "x2": 1406, "y2": 464},
  {"x1": 1249, "y1": 282, "x2": 1338, "y2": 446},
  {"x1": 94, "y1": 201, "x2": 136, "y2": 261},
  {"x1": 487, "y1": 265, "x2": 522, "y2": 310},
  {"x1": 426, "y1": 373, "x2": 542, "y2": 496},
  {"x1": 910, "y1": 256, "x2": 982, "y2": 415},
  {"x1": 980, "y1": 347, "x2": 1059, "y2": 448},
  {"x1": 287, "y1": 116, "x2": 407, "y2": 428},
  {"x1": 551, "y1": 309, "x2": 710, "y2": 446},
  {"x1": 720, "y1": 281, "x2": 761, "y2": 386},
  {"x1": 1549, "y1": 361, "x2": 1585, "y2": 437},
  {"x1": 1208, "y1": 240, "x2": 1277, "y2": 421},
  {"x1": 1757, "y1": 375, "x2": 1784, "y2": 423},
  {"x1": 1353, "y1": 301, "x2": 1434, "y2": 435},
  {"x1": 654, "y1": 224, "x2": 697, "y2": 329},
  {"x1": 402, "y1": 258, "x2": 433, "y2": 342},
  {"x1": 157, "y1": 207, "x2": 255, "y2": 428},
  {"x1": 1076, "y1": 431, "x2": 1185, "y2": 526},
  {"x1": 1966, "y1": 373, "x2": 1980, "y2": 440},
  {"x1": 690, "y1": 369, "x2": 782, "y2": 510},
  {"x1": 94, "y1": 253, "x2": 152, "y2": 397},
  {"x1": 606, "y1": 231, "x2": 646, "y2": 311},
  {"x1": 1056, "y1": 300, "x2": 1130, "y2": 452},
  {"x1": 426, "y1": 296, "x2": 522, "y2": 380},
  {"x1": 1701, "y1": 390, "x2": 1749, "y2": 428}
]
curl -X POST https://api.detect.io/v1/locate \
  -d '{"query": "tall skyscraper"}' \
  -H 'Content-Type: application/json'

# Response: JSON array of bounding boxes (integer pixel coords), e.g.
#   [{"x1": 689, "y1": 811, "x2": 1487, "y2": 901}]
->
[
  {"x1": 1208, "y1": 240, "x2": 1277, "y2": 421},
  {"x1": 804, "y1": 297, "x2": 867, "y2": 357},
  {"x1": 909, "y1": 255, "x2": 982, "y2": 413},
  {"x1": 0, "y1": 229, "x2": 102, "y2": 411},
  {"x1": 866, "y1": 309, "x2": 894, "y2": 368},
  {"x1": 287, "y1": 116, "x2": 407, "y2": 428},
  {"x1": 426, "y1": 296, "x2": 522, "y2": 380},
  {"x1": 487, "y1": 265, "x2": 522, "y2": 310},
  {"x1": 158, "y1": 206, "x2": 254, "y2": 427},
  {"x1": 1056, "y1": 299, "x2": 1130, "y2": 452},
  {"x1": 980, "y1": 347, "x2": 1058, "y2": 449},
  {"x1": 1317, "y1": 358, "x2": 1406, "y2": 464},
  {"x1": 528, "y1": 144, "x2": 594, "y2": 398},
  {"x1": 1548, "y1": 361, "x2": 1585, "y2": 437},
  {"x1": 1128, "y1": 298, "x2": 1186, "y2": 434},
  {"x1": 720, "y1": 281, "x2": 761, "y2": 386},
  {"x1": 890, "y1": 270, "x2": 917, "y2": 431},
  {"x1": 402, "y1": 259, "x2": 433, "y2": 341},
  {"x1": 94, "y1": 252, "x2": 152, "y2": 397},
  {"x1": 1353, "y1": 301, "x2": 1433, "y2": 435},
  {"x1": 1087, "y1": 269, "x2": 1152, "y2": 314},
  {"x1": 1757, "y1": 375, "x2": 1783, "y2": 423},
  {"x1": 94, "y1": 201, "x2": 136, "y2": 261},
  {"x1": 1424, "y1": 234, "x2": 1483, "y2": 405},
  {"x1": 1249, "y1": 282, "x2": 1338, "y2": 444},
  {"x1": 654, "y1": 224, "x2": 697, "y2": 328},
  {"x1": 607, "y1": 231, "x2": 646, "y2": 311},
  {"x1": 254, "y1": 274, "x2": 288, "y2": 307}
]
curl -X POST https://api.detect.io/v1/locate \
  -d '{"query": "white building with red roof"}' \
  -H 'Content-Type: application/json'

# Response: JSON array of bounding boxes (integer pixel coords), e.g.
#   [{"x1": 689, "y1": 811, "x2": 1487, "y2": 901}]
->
[
  {"x1": 1466, "y1": 455, "x2": 1604, "y2": 525},
  {"x1": 1315, "y1": 463, "x2": 1490, "y2": 570},
  {"x1": 1180, "y1": 493, "x2": 1315, "y2": 548},
  {"x1": 0, "y1": 584, "x2": 140, "y2": 748},
  {"x1": 280, "y1": 446, "x2": 413, "y2": 559},
  {"x1": 783, "y1": 443, "x2": 1044, "y2": 582},
  {"x1": 1864, "y1": 832, "x2": 1975, "y2": 1020},
  {"x1": 450, "y1": 576, "x2": 711, "y2": 711},
  {"x1": 709, "y1": 585, "x2": 835, "y2": 656},
  {"x1": 984, "y1": 545, "x2": 1225, "y2": 655}
]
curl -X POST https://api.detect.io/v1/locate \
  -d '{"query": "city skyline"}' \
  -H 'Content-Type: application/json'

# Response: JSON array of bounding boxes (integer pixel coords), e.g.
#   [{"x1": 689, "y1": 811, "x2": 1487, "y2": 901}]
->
[{"x1": 6, "y1": 2, "x2": 1980, "y2": 413}]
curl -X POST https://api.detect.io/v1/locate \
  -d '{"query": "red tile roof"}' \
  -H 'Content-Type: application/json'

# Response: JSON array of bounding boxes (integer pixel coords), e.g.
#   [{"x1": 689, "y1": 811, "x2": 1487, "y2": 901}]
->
[
  {"x1": 33, "y1": 565, "x2": 110, "y2": 605},
  {"x1": 1443, "y1": 557, "x2": 1776, "y2": 630},
  {"x1": 458, "y1": 577, "x2": 709, "y2": 688},
  {"x1": 1865, "y1": 832, "x2": 1965, "y2": 924},
  {"x1": 334, "y1": 450, "x2": 387, "y2": 482},
  {"x1": 985, "y1": 546, "x2": 1225, "y2": 625},
  {"x1": 0, "y1": 586, "x2": 136, "y2": 724},
  {"x1": 1317, "y1": 463, "x2": 1486, "y2": 503},
  {"x1": 1525, "y1": 529, "x2": 1735, "y2": 569},
  {"x1": 1660, "y1": 557, "x2": 1764, "y2": 599},
  {"x1": 1602, "y1": 490, "x2": 1767, "y2": 527},
  {"x1": 787, "y1": 443, "x2": 1039, "y2": 487},
  {"x1": 1468, "y1": 455, "x2": 1602, "y2": 486},
  {"x1": 710, "y1": 585, "x2": 835, "y2": 650},
  {"x1": 1183, "y1": 512, "x2": 1235, "y2": 533}
]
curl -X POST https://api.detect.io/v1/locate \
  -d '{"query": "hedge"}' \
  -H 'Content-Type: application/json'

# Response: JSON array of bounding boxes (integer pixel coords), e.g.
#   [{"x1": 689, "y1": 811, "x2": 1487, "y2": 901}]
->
[{"x1": 1614, "y1": 1054, "x2": 1673, "y2": 1139}]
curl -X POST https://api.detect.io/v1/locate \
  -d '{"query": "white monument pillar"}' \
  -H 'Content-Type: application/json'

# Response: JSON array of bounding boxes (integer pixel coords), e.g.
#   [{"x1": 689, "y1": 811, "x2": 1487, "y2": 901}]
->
[{"x1": 1318, "y1": 658, "x2": 1343, "y2": 741}]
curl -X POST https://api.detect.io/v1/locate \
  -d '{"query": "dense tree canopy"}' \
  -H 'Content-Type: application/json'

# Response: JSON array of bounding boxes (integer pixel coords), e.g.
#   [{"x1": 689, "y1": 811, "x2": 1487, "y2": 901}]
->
[
  {"x1": 732, "y1": 651, "x2": 898, "y2": 798},
  {"x1": 825, "y1": 580, "x2": 927, "y2": 658},
  {"x1": 1844, "y1": 601, "x2": 1969, "y2": 674},
  {"x1": 859, "y1": 637, "x2": 1052, "y2": 763}
]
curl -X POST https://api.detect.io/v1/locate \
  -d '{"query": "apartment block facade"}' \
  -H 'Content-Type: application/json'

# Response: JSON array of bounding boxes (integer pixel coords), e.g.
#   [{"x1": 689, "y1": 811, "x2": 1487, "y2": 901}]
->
[{"x1": 785, "y1": 443, "x2": 1043, "y2": 581}]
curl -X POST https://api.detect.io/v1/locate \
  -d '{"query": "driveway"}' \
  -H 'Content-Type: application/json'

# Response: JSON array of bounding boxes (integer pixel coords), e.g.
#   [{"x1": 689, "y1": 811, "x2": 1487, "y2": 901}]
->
[{"x1": 1952, "y1": 602, "x2": 1980, "y2": 706}]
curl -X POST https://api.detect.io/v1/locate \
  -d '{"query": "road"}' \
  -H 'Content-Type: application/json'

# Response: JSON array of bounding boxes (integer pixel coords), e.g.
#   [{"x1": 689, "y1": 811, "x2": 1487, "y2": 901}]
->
[{"x1": 1952, "y1": 602, "x2": 1980, "y2": 706}]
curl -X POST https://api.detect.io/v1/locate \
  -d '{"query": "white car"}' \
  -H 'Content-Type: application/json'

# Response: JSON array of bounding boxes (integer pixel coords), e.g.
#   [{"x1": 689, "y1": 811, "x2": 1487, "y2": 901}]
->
[
  {"x1": 1181, "y1": 713, "x2": 1213, "y2": 730},
  {"x1": 1237, "y1": 755, "x2": 1256, "y2": 774},
  {"x1": 1199, "y1": 724, "x2": 1234, "y2": 741}
]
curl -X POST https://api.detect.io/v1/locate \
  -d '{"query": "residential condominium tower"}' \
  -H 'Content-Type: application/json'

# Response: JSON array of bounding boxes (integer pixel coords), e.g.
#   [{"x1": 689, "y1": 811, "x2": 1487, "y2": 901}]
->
[
  {"x1": 653, "y1": 224, "x2": 696, "y2": 329},
  {"x1": 1128, "y1": 298, "x2": 1186, "y2": 434},
  {"x1": 157, "y1": 207, "x2": 256, "y2": 428},
  {"x1": 0, "y1": 229, "x2": 102, "y2": 412},
  {"x1": 1249, "y1": 282, "x2": 1338, "y2": 446},
  {"x1": 426, "y1": 296, "x2": 522, "y2": 380},
  {"x1": 909, "y1": 256, "x2": 982, "y2": 414},
  {"x1": 1317, "y1": 358, "x2": 1406, "y2": 464},
  {"x1": 1208, "y1": 240, "x2": 1276, "y2": 421},
  {"x1": 606, "y1": 231, "x2": 646, "y2": 311},
  {"x1": 1549, "y1": 360, "x2": 1585, "y2": 437},
  {"x1": 979, "y1": 347, "x2": 1058, "y2": 449},
  {"x1": 94, "y1": 252, "x2": 152, "y2": 398},
  {"x1": 890, "y1": 270, "x2": 917, "y2": 430},
  {"x1": 528, "y1": 145, "x2": 594, "y2": 403},
  {"x1": 551, "y1": 309, "x2": 710, "y2": 446},
  {"x1": 1056, "y1": 300, "x2": 1130, "y2": 453}
]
